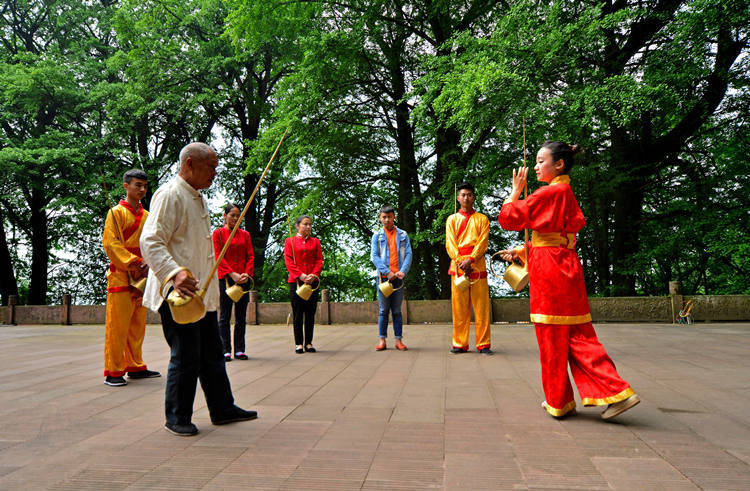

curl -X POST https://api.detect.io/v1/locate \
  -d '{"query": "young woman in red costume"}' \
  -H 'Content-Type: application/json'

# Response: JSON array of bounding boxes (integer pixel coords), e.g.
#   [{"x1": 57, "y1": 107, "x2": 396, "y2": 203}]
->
[
  {"x1": 284, "y1": 215, "x2": 324, "y2": 354},
  {"x1": 498, "y1": 141, "x2": 640, "y2": 420},
  {"x1": 213, "y1": 204, "x2": 254, "y2": 362}
]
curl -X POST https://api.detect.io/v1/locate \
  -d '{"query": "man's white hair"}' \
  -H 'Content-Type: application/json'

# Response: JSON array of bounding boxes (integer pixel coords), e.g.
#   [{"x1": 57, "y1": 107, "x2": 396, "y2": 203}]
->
[{"x1": 179, "y1": 142, "x2": 215, "y2": 166}]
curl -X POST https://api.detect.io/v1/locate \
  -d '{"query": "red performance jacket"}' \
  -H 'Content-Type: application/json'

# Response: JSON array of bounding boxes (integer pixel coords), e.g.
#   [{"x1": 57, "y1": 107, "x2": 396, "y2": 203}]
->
[
  {"x1": 498, "y1": 174, "x2": 591, "y2": 324},
  {"x1": 284, "y1": 235, "x2": 323, "y2": 283},
  {"x1": 212, "y1": 227, "x2": 254, "y2": 279}
]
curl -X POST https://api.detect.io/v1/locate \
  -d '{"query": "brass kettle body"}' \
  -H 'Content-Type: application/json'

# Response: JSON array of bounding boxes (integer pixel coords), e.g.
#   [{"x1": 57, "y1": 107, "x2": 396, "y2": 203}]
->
[
  {"x1": 161, "y1": 268, "x2": 207, "y2": 324},
  {"x1": 378, "y1": 275, "x2": 403, "y2": 298},
  {"x1": 225, "y1": 277, "x2": 255, "y2": 303},
  {"x1": 296, "y1": 274, "x2": 320, "y2": 301}
]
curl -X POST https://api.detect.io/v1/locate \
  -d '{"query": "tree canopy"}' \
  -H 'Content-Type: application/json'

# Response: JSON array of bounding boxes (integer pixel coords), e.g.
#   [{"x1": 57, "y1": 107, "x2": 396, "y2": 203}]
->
[{"x1": 1, "y1": 0, "x2": 748, "y2": 305}]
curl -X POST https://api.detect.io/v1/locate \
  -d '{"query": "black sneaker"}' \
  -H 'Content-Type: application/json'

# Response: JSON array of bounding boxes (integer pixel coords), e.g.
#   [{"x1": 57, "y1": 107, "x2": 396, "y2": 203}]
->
[
  {"x1": 235, "y1": 353, "x2": 249, "y2": 360},
  {"x1": 104, "y1": 376, "x2": 127, "y2": 386},
  {"x1": 211, "y1": 406, "x2": 258, "y2": 425},
  {"x1": 224, "y1": 353, "x2": 232, "y2": 362},
  {"x1": 450, "y1": 347, "x2": 465, "y2": 354},
  {"x1": 164, "y1": 422, "x2": 199, "y2": 436},
  {"x1": 128, "y1": 369, "x2": 161, "y2": 379},
  {"x1": 479, "y1": 348, "x2": 494, "y2": 355}
]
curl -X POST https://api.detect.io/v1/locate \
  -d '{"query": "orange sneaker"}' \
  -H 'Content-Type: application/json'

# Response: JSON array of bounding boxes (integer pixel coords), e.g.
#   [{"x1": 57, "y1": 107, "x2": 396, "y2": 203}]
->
[
  {"x1": 395, "y1": 340, "x2": 407, "y2": 351},
  {"x1": 375, "y1": 338, "x2": 387, "y2": 351}
]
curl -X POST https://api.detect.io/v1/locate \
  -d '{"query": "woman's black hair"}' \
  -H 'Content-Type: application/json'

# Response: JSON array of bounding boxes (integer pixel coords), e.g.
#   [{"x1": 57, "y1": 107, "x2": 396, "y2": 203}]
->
[
  {"x1": 223, "y1": 203, "x2": 241, "y2": 214},
  {"x1": 296, "y1": 215, "x2": 312, "y2": 226},
  {"x1": 541, "y1": 141, "x2": 582, "y2": 174}
]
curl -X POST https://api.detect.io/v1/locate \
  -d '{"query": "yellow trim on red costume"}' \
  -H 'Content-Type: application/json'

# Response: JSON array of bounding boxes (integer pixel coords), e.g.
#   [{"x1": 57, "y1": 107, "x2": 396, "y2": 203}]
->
[
  {"x1": 531, "y1": 231, "x2": 575, "y2": 249},
  {"x1": 550, "y1": 174, "x2": 570, "y2": 185},
  {"x1": 530, "y1": 313, "x2": 592, "y2": 324},
  {"x1": 544, "y1": 400, "x2": 576, "y2": 417},
  {"x1": 582, "y1": 387, "x2": 635, "y2": 407}
]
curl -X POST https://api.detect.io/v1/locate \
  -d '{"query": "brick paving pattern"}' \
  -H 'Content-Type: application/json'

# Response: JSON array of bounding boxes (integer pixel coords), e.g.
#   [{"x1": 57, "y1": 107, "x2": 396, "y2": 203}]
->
[{"x1": 1, "y1": 321, "x2": 749, "y2": 489}]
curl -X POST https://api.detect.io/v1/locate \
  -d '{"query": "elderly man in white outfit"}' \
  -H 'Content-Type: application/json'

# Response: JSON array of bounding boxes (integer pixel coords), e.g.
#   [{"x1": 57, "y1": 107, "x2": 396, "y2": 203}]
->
[{"x1": 140, "y1": 142, "x2": 257, "y2": 436}]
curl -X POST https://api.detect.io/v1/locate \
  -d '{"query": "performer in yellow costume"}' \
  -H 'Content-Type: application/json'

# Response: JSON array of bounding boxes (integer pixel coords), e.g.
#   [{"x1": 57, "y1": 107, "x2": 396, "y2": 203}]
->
[
  {"x1": 102, "y1": 169, "x2": 161, "y2": 386},
  {"x1": 446, "y1": 182, "x2": 492, "y2": 354}
]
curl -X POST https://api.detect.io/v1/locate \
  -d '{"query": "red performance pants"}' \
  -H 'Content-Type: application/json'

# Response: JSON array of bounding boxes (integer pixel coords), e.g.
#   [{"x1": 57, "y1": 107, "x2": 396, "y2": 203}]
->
[{"x1": 535, "y1": 322, "x2": 633, "y2": 416}]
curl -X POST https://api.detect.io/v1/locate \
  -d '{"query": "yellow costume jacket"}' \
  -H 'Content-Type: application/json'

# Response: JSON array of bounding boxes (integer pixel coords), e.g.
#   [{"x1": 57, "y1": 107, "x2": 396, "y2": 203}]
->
[
  {"x1": 445, "y1": 210, "x2": 490, "y2": 278},
  {"x1": 103, "y1": 200, "x2": 148, "y2": 293}
]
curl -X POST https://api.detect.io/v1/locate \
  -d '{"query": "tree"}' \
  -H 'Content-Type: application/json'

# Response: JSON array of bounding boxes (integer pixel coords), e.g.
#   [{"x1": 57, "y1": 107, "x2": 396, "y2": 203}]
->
[
  {"x1": 0, "y1": 0, "x2": 118, "y2": 304},
  {"x1": 426, "y1": 0, "x2": 749, "y2": 295}
]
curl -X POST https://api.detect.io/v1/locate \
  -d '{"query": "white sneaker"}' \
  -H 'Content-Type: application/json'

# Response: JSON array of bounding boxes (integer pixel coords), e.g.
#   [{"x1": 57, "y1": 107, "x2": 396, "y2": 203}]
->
[{"x1": 601, "y1": 394, "x2": 640, "y2": 420}]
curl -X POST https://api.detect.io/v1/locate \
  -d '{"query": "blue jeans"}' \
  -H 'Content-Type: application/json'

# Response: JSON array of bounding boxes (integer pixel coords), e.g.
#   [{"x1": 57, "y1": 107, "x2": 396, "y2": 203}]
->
[{"x1": 377, "y1": 279, "x2": 404, "y2": 339}]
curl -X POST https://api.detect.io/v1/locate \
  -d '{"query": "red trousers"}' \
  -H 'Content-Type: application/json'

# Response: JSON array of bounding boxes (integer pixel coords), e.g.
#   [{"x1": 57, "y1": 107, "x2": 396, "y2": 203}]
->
[{"x1": 535, "y1": 322, "x2": 633, "y2": 416}]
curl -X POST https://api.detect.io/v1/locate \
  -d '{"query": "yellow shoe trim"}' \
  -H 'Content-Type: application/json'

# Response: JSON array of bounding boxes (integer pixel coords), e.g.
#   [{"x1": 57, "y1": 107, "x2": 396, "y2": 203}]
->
[
  {"x1": 582, "y1": 387, "x2": 635, "y2": 407},
  {"x1": 543, "y1": 400, "x2": 576, "y2": 417}
]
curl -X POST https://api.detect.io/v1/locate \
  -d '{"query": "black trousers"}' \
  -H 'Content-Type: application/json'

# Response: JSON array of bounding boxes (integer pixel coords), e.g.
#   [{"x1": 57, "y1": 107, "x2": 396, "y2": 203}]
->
[
  {"x1": 288, "y1": 282, "x2": 318, "y2": 346},
  {"x1": 218, "y1": 277, "x2": 249, "y2": 355},
  {"x1": 159, "y1": 303, "x2": 235, "y2": 425}
]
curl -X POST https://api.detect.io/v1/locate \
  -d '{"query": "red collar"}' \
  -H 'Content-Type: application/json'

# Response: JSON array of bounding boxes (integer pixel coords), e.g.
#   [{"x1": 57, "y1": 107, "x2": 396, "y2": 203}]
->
[
  {"x1": 458, "y1": 209, "x2": 475, "y2": 218},
  {"x1": 119, "y1": 199, "x2": 143, "y2": 216}
]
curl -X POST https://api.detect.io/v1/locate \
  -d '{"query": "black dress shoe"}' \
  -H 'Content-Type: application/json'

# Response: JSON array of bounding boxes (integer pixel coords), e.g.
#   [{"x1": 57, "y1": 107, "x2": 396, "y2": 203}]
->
[
  {"x1": 479, "y1": 348, "x2": 493, "y2": 355},
  {"x1": 164, "y1": 422, "x2": 199, "y2": 436},
  {"x1": 128, "y1": 369, "x2": 161, "y2": 379},
  {"x1": 104, "y1": 375, "x2": 127, "y2": 386},
  {"x1": 211, "y1": 406, "x2": 258, "y2": 425},
  {"x1": 304, "y1": 346, "x2": 316, "y2": 353},
  {"x1": 295, "y1": 347, "x2": 304, "y2": 354},
  {"x1": 450, "y1": 347, "x2": 465, "y2": 354},
  {"x1": 235, "y1": 353, "x2": 249, "y2": 360}
]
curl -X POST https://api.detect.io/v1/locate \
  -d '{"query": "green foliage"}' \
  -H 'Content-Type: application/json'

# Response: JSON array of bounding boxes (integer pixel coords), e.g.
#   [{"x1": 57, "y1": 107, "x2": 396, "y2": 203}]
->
[{"x1": 1, "y1": 0, "x2": 748, "y2": 305}]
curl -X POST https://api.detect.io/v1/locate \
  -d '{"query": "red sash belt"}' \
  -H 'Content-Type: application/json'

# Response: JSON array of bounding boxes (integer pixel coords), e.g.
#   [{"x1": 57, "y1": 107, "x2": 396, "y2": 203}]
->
[
  {"x1": 458, "y1": 246, "x2": 474, "y2": 255},
  {"x1": 452, "y1": 270, "x2": 487, "y2": 279},
  {"x1": 107, "y1": 286, "x2": 131, "y2": 293}
]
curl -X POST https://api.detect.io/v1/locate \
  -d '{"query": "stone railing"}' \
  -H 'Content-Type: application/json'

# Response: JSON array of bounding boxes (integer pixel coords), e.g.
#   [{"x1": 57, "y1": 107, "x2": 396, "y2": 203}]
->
[{"x1": 2, "y1": 282, "x2": 748, "y2": 325}]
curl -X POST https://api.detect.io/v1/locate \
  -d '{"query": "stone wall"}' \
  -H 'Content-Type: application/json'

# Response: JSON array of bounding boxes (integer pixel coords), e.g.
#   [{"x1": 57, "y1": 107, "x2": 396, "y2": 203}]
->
[{"x1": 3, "y1": 290, "x2": 749, "y2": 326}]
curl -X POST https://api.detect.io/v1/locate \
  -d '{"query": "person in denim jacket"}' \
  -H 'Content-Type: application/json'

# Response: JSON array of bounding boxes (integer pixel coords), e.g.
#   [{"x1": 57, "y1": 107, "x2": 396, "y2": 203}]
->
[{"x1": 370, "y1": 205, "x2": 413, "y2": 351}]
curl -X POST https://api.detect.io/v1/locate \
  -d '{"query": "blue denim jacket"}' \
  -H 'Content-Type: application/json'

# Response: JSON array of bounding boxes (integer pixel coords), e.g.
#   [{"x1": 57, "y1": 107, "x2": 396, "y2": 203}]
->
[{"x1": 370, "y1": 227, "x2": 412, "y2": 276}]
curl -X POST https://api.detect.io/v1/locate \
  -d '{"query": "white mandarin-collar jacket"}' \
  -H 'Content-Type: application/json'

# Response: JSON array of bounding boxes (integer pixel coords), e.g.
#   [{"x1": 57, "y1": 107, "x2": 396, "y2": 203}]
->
[{"x1": 140, "y1": 174, "x2": 219, "y2": 315}]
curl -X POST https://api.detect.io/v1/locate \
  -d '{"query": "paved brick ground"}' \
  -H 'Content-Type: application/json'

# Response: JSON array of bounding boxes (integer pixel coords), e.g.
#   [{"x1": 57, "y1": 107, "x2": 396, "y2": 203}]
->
[{"x1": 1, "y1": 321, "x2": 750, "y2": 490}]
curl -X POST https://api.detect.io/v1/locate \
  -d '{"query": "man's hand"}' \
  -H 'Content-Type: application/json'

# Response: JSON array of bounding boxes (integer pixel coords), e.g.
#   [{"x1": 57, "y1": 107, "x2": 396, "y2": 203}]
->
[
  {"x1": 458, "y1": 258, "x2": 473, "y2": 272},
  {"x1": 173, "y1": 270, "x2": 198, "y2": 298},
  {"x1": 230, "y1": 272, "x2": 242, "y2": 283},
  {"x1": 498, "y1": 249, "x2": 517, "y2": 262},
  {"x1": 129, "y1": 261, "x2": 148, "y2": 280},
  {"x1": 394, "y1": 271, "x2": 405, "y2": 280},
  {"x1": 304, "y1": 274, "x2": 316, "y2": 285},
  {"x1": 387, "y1": 271, "x2": 396, "y2": 281},
  {"x1": 236, "y1": 273, "x2": 249, "y2": 284}
]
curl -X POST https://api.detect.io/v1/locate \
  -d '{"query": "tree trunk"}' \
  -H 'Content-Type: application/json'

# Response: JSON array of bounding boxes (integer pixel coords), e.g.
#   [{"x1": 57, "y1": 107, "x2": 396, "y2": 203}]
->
[
  {"x1": 28, "y1": 191, "x2": 48, "y2": 305},
  {"x1": 609, "y1": 127, "x2": 644, "y2": 296},
  {"x1": 0, "y1": 212, "x2": 18, "y2": 305}
]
